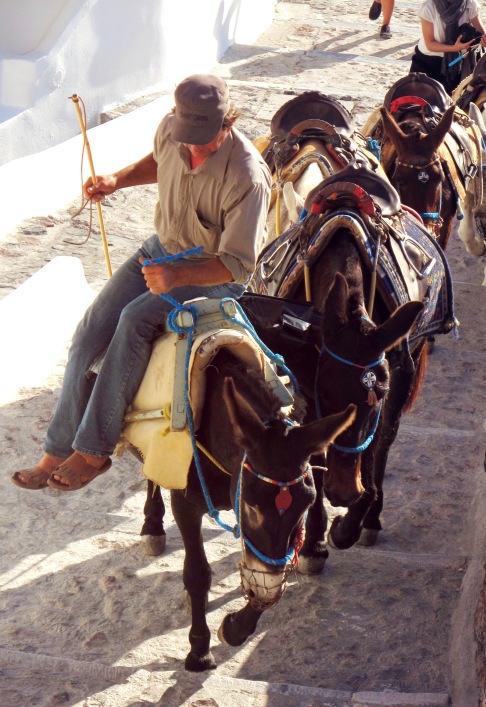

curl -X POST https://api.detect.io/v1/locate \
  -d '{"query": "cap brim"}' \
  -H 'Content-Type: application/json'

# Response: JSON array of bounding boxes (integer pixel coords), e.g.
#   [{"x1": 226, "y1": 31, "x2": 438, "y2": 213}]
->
[{"x1": 171, "y1": 119, "x2": 222, "y2": 146}]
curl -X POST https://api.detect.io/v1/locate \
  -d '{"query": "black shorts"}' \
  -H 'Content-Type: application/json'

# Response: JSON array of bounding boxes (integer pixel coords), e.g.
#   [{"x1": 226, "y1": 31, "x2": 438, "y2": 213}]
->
[{"x1": 409, "y1": 46, "x2": 456, "y2": 96}]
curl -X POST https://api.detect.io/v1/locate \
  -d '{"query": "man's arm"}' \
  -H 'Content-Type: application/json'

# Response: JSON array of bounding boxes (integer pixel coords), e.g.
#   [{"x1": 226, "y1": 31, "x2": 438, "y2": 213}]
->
[
  {"x1": 83, "y1": 152, "x2": 158, "y2": 201},
  {"x1": 140, "y1": 257, "x2": 233, "y2": 295}
]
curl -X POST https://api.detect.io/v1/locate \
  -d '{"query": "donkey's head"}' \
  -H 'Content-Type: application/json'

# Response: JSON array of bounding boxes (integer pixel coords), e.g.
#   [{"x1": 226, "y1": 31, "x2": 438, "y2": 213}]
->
[
  {"x1": 222, "y1": 376, "x2": 355, "y2": 609},
  {"x1": 381, "y1": 104, "x2": 456, "y2": 243},
  {"x1": 315, "y1": 273, "x2": 423, "y2": 507}
]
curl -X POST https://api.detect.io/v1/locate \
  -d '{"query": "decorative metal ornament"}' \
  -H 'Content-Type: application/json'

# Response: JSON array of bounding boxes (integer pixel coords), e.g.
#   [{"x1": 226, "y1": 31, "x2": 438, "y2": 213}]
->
[
  {"x1": 418, "y1": 170, "x2": 429, "y2": 183},
  {"x1": 361, "y1": 368, "x2": 377, "y2": 391}
]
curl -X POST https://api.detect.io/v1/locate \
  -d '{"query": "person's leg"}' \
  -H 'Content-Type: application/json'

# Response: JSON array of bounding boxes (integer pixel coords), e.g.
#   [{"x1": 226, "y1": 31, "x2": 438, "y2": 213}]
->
[
  {"x1": 70, "y1": 276, "x2": 246, "y2": 458},
  {"x1": 409, "y1": 48, "x2": 445, "y2": 89},
  {"x1": 369, "y1": 0, "x2": 382, "y2": 21},
  {"x1": 12, "y1": 234, "x2": 160, "y2": 488},
  {"x1": 381, "y1": 0, "x2": 394, "y2": 26},
  {"x1": 50, "y1": 250, "x2": 245, "y2": 488},
  {"x1": 379, "y1": 0, "x2": 395, "y2": 38}
]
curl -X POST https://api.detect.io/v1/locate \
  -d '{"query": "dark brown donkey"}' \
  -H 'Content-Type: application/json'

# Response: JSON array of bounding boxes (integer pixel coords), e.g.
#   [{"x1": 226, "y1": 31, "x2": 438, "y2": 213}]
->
[
  {"x1": 243, "y1": 160, "x2": 455, "y2": 573},
  {"x1": 136, "y1": 348, "x2": 355, "y2": 670}
]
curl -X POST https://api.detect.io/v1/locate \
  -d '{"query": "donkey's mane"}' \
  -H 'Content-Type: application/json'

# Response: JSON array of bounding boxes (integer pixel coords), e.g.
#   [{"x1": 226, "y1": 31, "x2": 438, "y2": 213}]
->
[{"x1": 211, "y1": 349, "x2": 306, "y2": 423}]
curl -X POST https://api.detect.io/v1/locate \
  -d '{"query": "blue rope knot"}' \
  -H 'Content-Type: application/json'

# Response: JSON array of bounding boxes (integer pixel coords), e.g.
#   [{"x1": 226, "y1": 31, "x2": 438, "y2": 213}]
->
[
  {"x1": 219, "y1": 297, "x2": 299, "y2": 394},
  {"x1": 366, "y1": 138, "x2": 381, "y2": 162},
  {"x1": 166, "y1": 301, "x2": 199, "y2": 334}
]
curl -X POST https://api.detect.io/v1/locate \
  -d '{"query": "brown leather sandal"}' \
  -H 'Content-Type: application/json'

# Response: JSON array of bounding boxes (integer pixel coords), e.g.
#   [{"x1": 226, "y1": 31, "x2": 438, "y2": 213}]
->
[
  {"x1": 47, "y1": 452, "x2": 112, "y2": 491},
  {"x1": 11, "y1": 467, "x2": 51, "y2": 490}
]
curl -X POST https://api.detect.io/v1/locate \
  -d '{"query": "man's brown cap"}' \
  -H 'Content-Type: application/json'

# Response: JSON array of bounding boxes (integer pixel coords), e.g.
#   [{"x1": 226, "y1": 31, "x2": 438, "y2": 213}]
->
[{"x1": 172, "y1": 74, "x2": 230, "y2": 145}]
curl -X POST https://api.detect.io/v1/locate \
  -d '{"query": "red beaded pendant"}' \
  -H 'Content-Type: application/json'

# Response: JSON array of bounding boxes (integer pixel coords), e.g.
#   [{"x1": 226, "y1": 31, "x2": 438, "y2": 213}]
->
[{"x1": 275, "y1": 485, "x2": 292, "y2": 514}]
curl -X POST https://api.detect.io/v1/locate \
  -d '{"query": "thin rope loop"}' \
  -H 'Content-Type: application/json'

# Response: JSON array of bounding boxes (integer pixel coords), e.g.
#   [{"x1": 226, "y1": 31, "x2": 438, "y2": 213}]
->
[
  {"x1": 219, "y1": 297, "x2": 299, "y2": 394},
  {"x1": 397, "y1": 156, "x2": 441, "y2": 170},
  {"x1": 243, "y1": 462, "x2": 309, "y2": 488},
  {"x1": 315, "y1": 345, "x2": 385, "y2": 454},
  {"x1": 320, "y1": 345, "x2": 385, "y2": 370},
  {"x1": 332, "y1": 400, "x2": 382, "y2": 453}
]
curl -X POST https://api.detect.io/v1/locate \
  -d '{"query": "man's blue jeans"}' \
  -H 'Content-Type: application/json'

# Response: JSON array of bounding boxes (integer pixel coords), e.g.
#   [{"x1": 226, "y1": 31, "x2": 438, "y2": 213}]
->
[{"x1": 44, "y1": 235, "x2": 245, "y2": 458}]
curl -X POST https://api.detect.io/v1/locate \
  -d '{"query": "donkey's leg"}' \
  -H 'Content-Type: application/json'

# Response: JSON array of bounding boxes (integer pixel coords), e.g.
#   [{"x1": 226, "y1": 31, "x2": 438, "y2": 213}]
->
[
  {"x1": 171, "y1": 490, "x2": 215, "y2": 672},
  {"x1": 359, "y1": 359, "x2": 416, "y2": 545},
  {"x1": 298, "y1": 462, "x2": 330, "y2": 574},
  {"x1": 140, "y1": 480, "x2": 166, "y2": 556}
]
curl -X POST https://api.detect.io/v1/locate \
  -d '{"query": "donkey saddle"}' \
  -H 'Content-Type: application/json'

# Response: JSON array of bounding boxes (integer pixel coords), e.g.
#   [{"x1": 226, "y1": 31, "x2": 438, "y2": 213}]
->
[
  {"x1": 249, "y1": 162, "x2": 456, "y2": 344},
  {"x1": 260, "y1": 91, "x2": 365, "y2": 176}
]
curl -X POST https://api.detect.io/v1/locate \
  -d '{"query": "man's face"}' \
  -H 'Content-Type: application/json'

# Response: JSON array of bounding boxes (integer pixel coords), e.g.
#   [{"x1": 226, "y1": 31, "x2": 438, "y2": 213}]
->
[{"x1": 184, "y1": 128, "x2": 229, "y2": 160}]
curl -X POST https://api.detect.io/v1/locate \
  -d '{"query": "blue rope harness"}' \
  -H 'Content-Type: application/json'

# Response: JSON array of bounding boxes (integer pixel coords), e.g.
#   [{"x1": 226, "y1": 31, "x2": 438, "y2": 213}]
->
[
  {"x1": 143, "y1": 246, "x2": 238, "y2": 535},
  {"x1": 235, "y1": 456, "x2": 307, "y2": 567},
  {"x1": 314, "y1": 345, "x2": 384, "y2": 454},
  {"x1": 142, "y1": 247, "x2": 301, "y2": 563}
]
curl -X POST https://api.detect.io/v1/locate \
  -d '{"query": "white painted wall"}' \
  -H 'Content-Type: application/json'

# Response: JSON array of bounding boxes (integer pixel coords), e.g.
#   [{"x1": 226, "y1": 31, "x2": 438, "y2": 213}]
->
[
  {"x1": 0, "y1": 0, "x2": 275, "y2": 165},
  {"x1": 0, "y1": 0, "x2": 276, "y2": 239}
]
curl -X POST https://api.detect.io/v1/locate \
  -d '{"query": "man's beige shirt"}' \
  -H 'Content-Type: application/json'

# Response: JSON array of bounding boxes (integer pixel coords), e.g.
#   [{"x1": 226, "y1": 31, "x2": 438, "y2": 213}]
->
[{"x1": 153, "y1": 114, "x2": 271, "y2": 284}]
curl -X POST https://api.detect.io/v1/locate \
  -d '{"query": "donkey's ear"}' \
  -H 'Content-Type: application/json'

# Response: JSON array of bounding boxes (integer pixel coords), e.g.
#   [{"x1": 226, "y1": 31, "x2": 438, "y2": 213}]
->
[
  {"x1": 371, "y1": 300, "x2": 424, "y2": 352},
  {"x1": 223, "y1": 377, "x2": 266, "y2": 451},
  {"x1": 380, "y1": 106, "x2": 410, "y2": 153},
  {"x1": 324, "y1": 273, "x2": 349, "y2": 333},
  {"x1": 421, "y1": 104, "x2": 456, "y2": 154},
  {"x1": 469, "y1": 101, "x2": 486, "y2": 142},
  {"x1": 291, "y1": 404, "x2": 357, "y2": 457}
]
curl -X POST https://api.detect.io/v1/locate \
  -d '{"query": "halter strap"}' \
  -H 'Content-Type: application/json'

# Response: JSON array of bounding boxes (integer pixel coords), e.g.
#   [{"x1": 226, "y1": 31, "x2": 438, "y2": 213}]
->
[
  {"x1": 235, "y1": 455, "x2": 309, "y2": 566},
  {"x1": 320, "y1": 345, "x2": 385, "y2": 370},
  {"x1": 243, "y1": 462, "x2": 309, "y2": 487},
  {"x1": 397, "y1": 156, "x2": 441, "y2": 170},
  {"x1": 332, "y1": 400, "x2": 382, "y2": 453},
  {"x1": 315, "y1": 345, "x2": 385, "y2": 454},
  {"x1": 394, "y1": 157, "x2": 443, "y2": 224}
]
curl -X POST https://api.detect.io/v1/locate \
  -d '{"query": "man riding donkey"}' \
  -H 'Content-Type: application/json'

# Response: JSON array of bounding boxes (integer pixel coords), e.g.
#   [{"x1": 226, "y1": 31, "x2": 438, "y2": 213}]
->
[{"x1": 11, "y1": 74, "x2": 271, "y2": 492}]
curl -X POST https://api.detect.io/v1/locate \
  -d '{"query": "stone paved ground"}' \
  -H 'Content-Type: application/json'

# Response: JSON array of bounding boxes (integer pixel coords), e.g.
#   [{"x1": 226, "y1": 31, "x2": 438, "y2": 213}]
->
[{"x1": 1, "y1": 2, "x2": 486, "y2": 706}]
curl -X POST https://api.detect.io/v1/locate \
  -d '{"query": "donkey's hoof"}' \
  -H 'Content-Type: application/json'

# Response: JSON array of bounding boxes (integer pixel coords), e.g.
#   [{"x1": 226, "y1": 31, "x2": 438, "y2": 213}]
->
[
  {"x1": 217, "y1": 613, "x2": 250, "y2": 647},
  {"x1": 297, "y1": 553, "x2": 328, "y2": 575},
  {"x1": 328, "y1": 516, "x2": 359, "y2": 549},
  {"x1": 185, "y1": 650, "x2": 216, "y2": 672},
  {"x1": 141, "y1": 533, "x2": 166, "y2": 556},
  {"x1": 357, "y1": 528, "x2": 379, "y2": 546}
]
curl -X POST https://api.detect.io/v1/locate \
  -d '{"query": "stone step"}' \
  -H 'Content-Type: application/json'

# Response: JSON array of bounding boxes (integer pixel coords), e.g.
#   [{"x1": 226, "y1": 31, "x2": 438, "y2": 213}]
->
[{"x1": 0, "y1": 648, "x2": 450, "y2": 706}]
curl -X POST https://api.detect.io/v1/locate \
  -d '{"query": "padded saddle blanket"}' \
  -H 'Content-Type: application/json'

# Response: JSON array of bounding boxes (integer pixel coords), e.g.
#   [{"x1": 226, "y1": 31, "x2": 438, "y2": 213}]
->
[
  {"x1": 455, "y1": 53, "x2": 486, "y2": 112},
  {"x1": 254, "y1": 91, "x2": 378, "y2": 203},
  {"x1": 250, "y1": 171, "x2": 456, "y2": 344},
  {"x1": 120, "y1": 299, "x2": 293, "y2": 489}
]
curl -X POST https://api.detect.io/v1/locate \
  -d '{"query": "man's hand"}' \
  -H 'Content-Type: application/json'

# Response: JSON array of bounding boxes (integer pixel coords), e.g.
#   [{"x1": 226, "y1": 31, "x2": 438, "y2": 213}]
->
[
  {"x1": 83, "y1": 175, "x2": 117, "y2": 202},
  {"x1": 139, "y1": 258, "x2": 178, "y2": 294}
]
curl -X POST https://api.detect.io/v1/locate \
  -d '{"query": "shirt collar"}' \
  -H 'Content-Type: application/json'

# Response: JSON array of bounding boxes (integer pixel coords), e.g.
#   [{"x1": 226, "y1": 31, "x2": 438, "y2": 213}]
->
[{"x1": 178, "y1": 130, "x2": 233, "y2": 182}]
